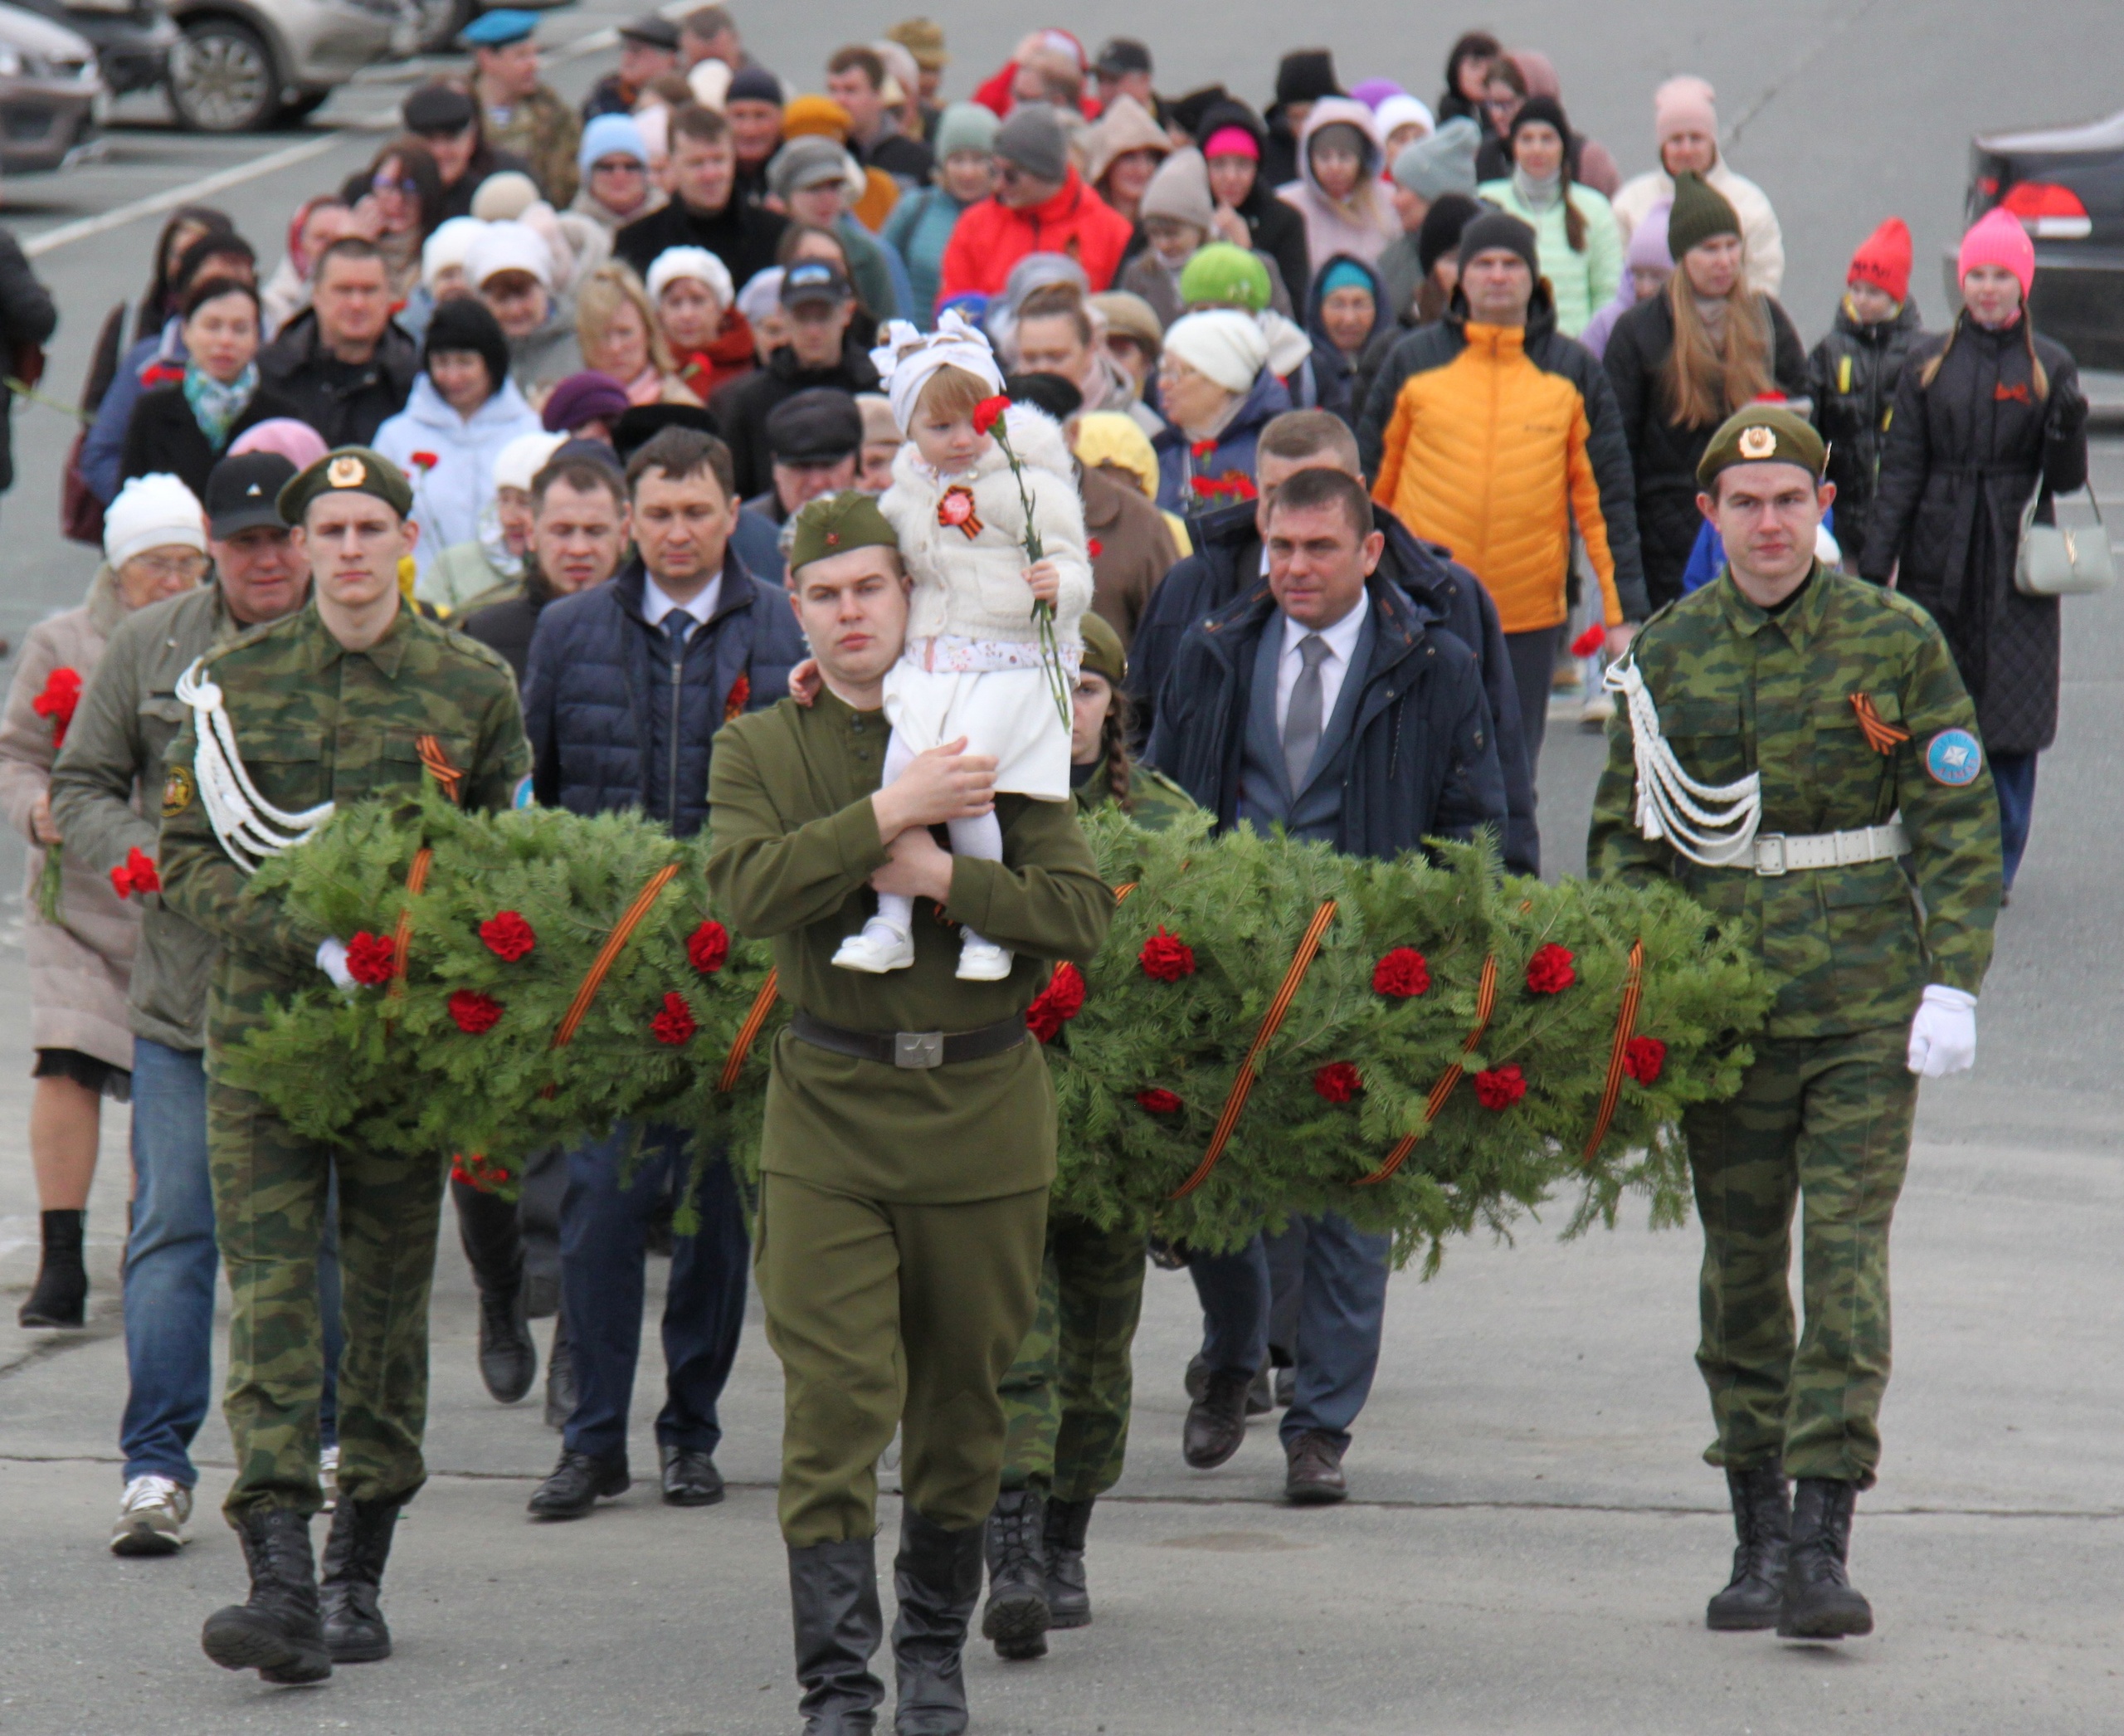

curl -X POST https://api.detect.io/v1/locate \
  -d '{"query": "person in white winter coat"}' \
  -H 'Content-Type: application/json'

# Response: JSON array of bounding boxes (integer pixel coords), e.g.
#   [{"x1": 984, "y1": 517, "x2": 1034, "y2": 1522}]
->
[
  {"x1": 1610, "y1": 75, "x2": 1784, "y2": 298},
  {"x1": 829, "y1": 310, "x2": 1093, "y2": 983},
  {"x1": 372, "y1": 297, "x2": 543, "y2": 586}
]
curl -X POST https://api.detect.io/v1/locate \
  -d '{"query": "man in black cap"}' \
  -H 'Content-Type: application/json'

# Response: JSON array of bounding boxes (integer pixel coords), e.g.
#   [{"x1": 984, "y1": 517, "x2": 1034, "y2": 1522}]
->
[
  {"x1": 53, "y1": 451, "x2": 318, "y2": 1563},
  {"x1": 1092, "y1": 38, "x2": 1157, "y2": 117},
  {"x1": 402, "y1": 82, "x2": 533, "y2": 222},
  {"x1": 615, "y1": 104, "x2": 788, "y2": 292},
  {"x1": 740, "y1": 388, "x2": 863, "y2": 583},
  {"x1": 709, "y1": 260, "x2": 880, "y2": 500},
  {"x1": 583, "y1": 14, "x2": 680, "y2": 121},
  {"x1": 723, "y1": 65, "x2": 784, "y2": 207},
  {"x1": 1263, "y1": 49, "x2": 1342, "y2": 187}
]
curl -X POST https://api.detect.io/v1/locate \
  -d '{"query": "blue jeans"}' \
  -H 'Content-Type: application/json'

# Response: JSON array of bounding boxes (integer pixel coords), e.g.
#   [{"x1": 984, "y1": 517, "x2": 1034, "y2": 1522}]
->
[
  {"x1": 1992, "y1": 751, "x2": 2037, "y2": 889},
  {"x1": 1191, "y1": 1212, "x2": 1393, "y2": 1453},
  {"x1": 559, "y1": 1123, "x2": 748, "y2": 1462},
  {"x1": 120, "y1": 1039, "x2": 343, "y2": 1485}
]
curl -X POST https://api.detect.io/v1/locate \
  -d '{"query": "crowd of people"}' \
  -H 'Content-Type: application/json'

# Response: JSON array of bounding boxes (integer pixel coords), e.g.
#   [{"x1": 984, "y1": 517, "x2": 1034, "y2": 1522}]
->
[{"x1": 0, "y1": 10, "x2": 2092, "y2": 1732}]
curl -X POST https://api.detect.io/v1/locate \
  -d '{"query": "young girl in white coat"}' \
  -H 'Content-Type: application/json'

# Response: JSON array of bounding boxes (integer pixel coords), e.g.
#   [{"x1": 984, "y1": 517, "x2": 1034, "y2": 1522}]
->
[{"x1": 835, "y1": 310, "x2": 1094, "y2": 980}]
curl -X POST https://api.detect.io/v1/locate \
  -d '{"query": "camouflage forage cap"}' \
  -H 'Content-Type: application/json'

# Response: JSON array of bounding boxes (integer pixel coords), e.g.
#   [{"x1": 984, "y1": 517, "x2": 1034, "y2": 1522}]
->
[
  {"x1": 1696, "y1": 405, "x2": 1827, "y2": 490},
  {"x1": 787, "y1": 490, "x2": 900, "y2": 573},
  {"x1": 278, "y1": 446, "x2": 414, "y2": 525}
]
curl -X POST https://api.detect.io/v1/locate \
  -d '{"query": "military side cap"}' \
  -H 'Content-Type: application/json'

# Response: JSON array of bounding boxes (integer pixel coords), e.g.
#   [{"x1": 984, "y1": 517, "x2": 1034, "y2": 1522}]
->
[
  {"x1": 1696, "y1": 405, "x2": 1826, "y2": 490},
  {"x1": 462, "y1": 8, "x2": 538, "y2": 46},
  {"x1": 787, "y1": 490, "x2": 899, "y2": 572},
  {"x1": 1080, "y1": 609, "x2": 1126, "y2": 687},
  {"x1": 279, "y1": 446, "x2": 414, "y2": 524}
]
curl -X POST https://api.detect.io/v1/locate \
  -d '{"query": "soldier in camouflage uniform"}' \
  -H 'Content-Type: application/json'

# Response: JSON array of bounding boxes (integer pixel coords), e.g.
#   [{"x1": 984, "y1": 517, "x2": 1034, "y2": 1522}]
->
[
  {"x1": 160, "y1": 448, "x2": 530, "y2": 1685},
  {"x1": 986, "y1": 612, "x2": 1194, "y2": 1660},
  {"x1": 1588, "y1": 407, "x2": 2002, "y2": 1641},
  {"x1": 466, "y1": 11, "x2": 582, "y2": 208}
]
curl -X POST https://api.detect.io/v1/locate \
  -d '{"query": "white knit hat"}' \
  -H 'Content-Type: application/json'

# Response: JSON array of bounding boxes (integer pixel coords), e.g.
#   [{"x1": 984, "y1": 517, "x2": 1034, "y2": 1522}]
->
[
  {"x1": 469, "y1": 171, "x2": 541, "y2": 222},
  {"x1": 492, "y1": 430, "x2": 568, "y2": 495},
  {"x1": 1162, "y1": 310, "x2": 1270, "y2": 395},
  {"x1": 467, "y1": 219, "x2": 553, "y2": 290},
  {"x1": 421, "y1": 217, "x2": 485, "y2": 289},
  {"x1": 734, "y1": 266, "x2": 784, "y2": 324},
  {"x1": 104, "y1": 472, "x2": 207, "y2": 568},
  {"x1": 647, "y1": 246, "x2": 734, "y2": 308}
]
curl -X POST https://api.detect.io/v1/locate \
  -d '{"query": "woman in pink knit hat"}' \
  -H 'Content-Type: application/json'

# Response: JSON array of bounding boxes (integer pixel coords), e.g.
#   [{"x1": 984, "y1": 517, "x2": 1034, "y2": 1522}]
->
[
  {"x1": 1611, "y1": 75, "x2": 1785, "y2": 296},
  {"x1": 1858, "y1": 205, "x2": 2090, "y2": 894}
]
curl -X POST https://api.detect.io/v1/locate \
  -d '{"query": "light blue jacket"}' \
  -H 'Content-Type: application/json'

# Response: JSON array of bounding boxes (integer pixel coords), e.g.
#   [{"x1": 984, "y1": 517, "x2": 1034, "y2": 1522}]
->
[{"x1": 373, "y1": 373, "x2": 543, "y2": 583}]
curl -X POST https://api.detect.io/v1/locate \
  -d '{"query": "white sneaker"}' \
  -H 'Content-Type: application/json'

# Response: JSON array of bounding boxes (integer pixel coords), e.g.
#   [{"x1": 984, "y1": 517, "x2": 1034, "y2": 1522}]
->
[
  {"x1": 955, "y1": 935, "x2": 1013, "y2": 982},
  {"x1": 110, "y1": 1474, "x2": 192, "y2": 1556},
  {"x1": 832, "y1": 924, "x2": 914, "y2": 973},
  {"x1": 320, "y1": 1443, "x2": 340, "y2": 1513}
]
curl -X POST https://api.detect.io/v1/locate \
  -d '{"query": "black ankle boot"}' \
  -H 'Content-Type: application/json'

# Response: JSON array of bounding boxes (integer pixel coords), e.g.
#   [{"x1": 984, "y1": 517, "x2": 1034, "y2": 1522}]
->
[
  {"x1": 18, "y1": 1208, "x2": 85, "y2": 1328},
  {"x1": 1044, "y1": 1496, "x2": 1094, "y2": 1630},
  {"x1": 543, "y1": 1318, "x2": 577, "y2": 1431},
  {"x1": 788, "y1": 1536, "x2": 884, "y2": 1734},
  {"x1": 893, "y1": 1508, "x2": 984, "y2": 1735},
  {"x1": 319, "y1": 1495, "x2": 402, "y2": 1662},
  {"x1": 979, "y1": 1488, "x2": 1049, "y2": 1660},
  {"x1": 1706, "y1": 1462, "x2": 1790, "y2": 1631},
  {"x1": 1779, "y1": 1478, "x2": 1873, "y2": 1639},
  {"x1": 201, "y1": 1507, "x2": 331, "y2": 1684}
]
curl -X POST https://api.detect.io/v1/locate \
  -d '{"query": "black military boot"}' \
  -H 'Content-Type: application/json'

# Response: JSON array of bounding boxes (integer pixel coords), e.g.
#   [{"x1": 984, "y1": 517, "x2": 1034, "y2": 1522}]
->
[
  {"x1": 319, "y1": 1495, "x2": 402, "y2": 1662},
  {"x1": 1044, "y1": 1496, "x2": 1094, "y2": 1630},
  {"x1": 979, "y1": 1488, "x2": 1049, "y2": 1660},
  {"x1": 788, "y1": 1536, "x2": 884, "y2": 1735},
  {"x1": 1779, "y1": 1478, "x2": 1874, "y2": 1639},
  {"x1": 201, "y1": 1507, "x2": 332, "y2": 1684},
  {"x1": 893, "y1": 1507, "x2": 984, "y2": 1734},
  {"x1": 455, "y1": 1181, "x2": 536, "y2": 1404},
  {"x1": 18, "y1": 1208, "x2": 85, "y2": 1328},
  {"x1": 1706, "y1": 1462, "x2": 1790, "y2": 1631}
]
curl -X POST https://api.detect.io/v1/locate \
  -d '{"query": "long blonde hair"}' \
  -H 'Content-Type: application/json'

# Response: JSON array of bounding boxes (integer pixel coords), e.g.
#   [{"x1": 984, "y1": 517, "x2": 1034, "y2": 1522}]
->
[
  {"x1": 1660, "y1": 268, "x2": 1773, "y2": 428},
  {"x1": 575, "y1": 261, "x2": 674, "y2": 379}
]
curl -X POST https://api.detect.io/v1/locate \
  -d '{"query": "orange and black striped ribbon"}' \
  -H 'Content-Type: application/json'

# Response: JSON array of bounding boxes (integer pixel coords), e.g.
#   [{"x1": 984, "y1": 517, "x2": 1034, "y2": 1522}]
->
[
  {"x1": 415, "y1": 734, "x2": 466, "y2": 802},
  {"x1": 717, "y1": 968, "x2": 780, "y2": 1092},
  {"x1": 1168, "y1": 898, "x2": 1337, "y2": 1201},
  {"x1": 1849, "y1": 694, "x2": 1910, "y2": 755},
  {"x1": 385, "y1": 848, "x2": 433, "y2": 1008},
  {"x1": 551, "y1": 862, "x2": 683, "y2": 1051},
  {"x1": 1581, "y1": 939, "x2": 1646, "y2": 1164},
  {"x1": 1352, "y1": 953, "x2": 1500, "y2": 1188}
]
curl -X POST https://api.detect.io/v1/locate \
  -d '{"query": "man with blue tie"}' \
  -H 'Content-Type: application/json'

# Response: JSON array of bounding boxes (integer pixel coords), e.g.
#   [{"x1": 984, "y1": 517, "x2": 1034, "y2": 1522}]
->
[{"x1": 1145, "y1": 463, "x2": 1508, "y2": 1501}]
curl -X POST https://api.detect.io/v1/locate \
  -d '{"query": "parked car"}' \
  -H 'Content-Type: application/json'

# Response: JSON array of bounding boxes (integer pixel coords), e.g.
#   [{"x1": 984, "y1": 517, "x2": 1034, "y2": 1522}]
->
[
  {"x1": 8, "y1": 0, "x2": 173, "y2": 96},
  {"x1": 1959, "y1": 107, "x2": 2124, "y2": 370},
  {"x1": 0, "y1": 2, "x2": 101, "y2": 173},
  {"x1": 166, "y1": 0, "x2": 402, "y2": 132}
]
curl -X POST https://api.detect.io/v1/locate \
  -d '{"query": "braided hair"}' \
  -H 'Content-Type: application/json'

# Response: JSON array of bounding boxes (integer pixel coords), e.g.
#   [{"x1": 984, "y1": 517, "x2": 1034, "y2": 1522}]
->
[{"x1": 1099, "y1": 687, "x2": 1136, "y2": 812}]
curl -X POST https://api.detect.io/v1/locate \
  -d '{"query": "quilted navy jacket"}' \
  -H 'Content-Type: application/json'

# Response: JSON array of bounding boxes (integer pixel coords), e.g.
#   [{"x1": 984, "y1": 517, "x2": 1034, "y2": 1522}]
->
[{"x1": 522, "y1": 555, "x2": 803, "y2": 838}]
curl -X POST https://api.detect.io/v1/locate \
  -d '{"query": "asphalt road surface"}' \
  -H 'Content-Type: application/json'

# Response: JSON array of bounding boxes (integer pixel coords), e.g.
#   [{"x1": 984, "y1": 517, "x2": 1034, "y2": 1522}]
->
[{"x1": 3, "y1": 5, "x2": 2123, "y2": 1734}]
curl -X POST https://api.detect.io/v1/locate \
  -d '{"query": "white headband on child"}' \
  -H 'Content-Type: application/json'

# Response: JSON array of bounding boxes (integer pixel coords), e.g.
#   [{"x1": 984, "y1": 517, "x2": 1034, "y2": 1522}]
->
[{"x1": 870, "y1": 309, "x2": 1006, "y2": 437}]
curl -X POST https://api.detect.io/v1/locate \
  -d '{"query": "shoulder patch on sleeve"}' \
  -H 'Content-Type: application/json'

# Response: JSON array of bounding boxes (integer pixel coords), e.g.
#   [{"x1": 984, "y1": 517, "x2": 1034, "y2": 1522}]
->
[
  {"x1": 1925, "y1": 728, "x2": 1983, "y2": 787},
  {"x1": 162, "y1": 763, "x2": 195, "y2": 817}
]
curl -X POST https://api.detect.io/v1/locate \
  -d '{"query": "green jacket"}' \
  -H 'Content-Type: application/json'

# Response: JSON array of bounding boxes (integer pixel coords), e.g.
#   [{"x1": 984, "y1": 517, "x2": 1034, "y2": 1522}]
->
[
  {"x1": 1587, "y1": 564, "x2": 2002, "y2": 1038},
  {"x1": 158, "y1": 600, "x2": 530, "y2": 1069},
  {"x1": 50, "y1": 583, "x2": 282, "y2": 1051},
  {"x1": 706, "y1": 689, "x2": 1113, "y2": 1203},
  {"x1": 1072, "y1": 753, "x2": 1196, "y2": 831},
  {"x1": 483, "y1": 84, "x2": 582, "y2": 209}
]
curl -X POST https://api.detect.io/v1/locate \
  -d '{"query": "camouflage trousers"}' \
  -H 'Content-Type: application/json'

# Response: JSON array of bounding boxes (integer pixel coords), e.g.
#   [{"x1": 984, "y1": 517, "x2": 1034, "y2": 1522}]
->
[
  {"x1": 1682, "y1": 1026, "x2": 1916, "y2": 1489},
  {"x1": 999, "y1": 1215, "x2": 1148, "y2": 1502},
  {"x1": 208, "y1": 1080, "x2": 447, "y2": 1522}
]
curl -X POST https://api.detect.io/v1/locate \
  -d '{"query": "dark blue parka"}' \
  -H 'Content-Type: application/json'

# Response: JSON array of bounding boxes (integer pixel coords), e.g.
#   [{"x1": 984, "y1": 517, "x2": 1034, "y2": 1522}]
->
[
  {"x1": 522, "y1": 555, "x2": 803, "y2": 837},
  {"x1": 1143, "y1": 575, "x2": 1508, "y2": 864}
]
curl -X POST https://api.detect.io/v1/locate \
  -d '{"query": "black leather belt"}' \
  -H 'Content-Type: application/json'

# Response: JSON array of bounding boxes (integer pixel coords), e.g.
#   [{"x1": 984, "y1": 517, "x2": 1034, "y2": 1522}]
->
[{"x1": 789, "y1": 1008, "x2": 1027, "y2": 1070}]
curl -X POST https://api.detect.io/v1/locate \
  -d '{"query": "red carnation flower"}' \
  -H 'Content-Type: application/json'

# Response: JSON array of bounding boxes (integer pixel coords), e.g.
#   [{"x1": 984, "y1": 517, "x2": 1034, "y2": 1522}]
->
[
  {"x1": 1622, "y1": 1036, "x2": 1667, "y2": 1085},
  {"x1": 972, "y1": 395, "x2": 1011, "y2": 436},
  {"x1": 1086, "y1": 538, "x2": 1103, "y2": 559},
  {"x1": 110, "y1": 846, "x2": 161, "y2": 900},
  {"x1": 344, "y1": 931, "x2": 397, "y2": 986},
  {"x1": 1473, "y1": 1063, "x2": 1527, "y2": 1110},
  {"x1": 1371, "y1": 947, "x2": 1430, "y2": 998},
  {"x1": 1223, "y1": 474, "x2": 1259, "y2": 501},
  {"x1": 1526, "y1": 944, "x2": 1576, "y2": 995},
  {"x1": 409, "y1": 450, "x2": 440, "y2": 470},
  {"x1": 723, "y1": 673, "x2": 750, "y2": 724},
  {"x1": 1190, "y1": 475, "x2": 1223, "y2": 498},
  {"x1": 1025, "y1": 961, "x2": 1085, "y2": 1043},
  {"x1": 1190, "y1": 437, "x2": 1216, "y2": 460},
  {"x1": 687, "y1": 919, "x2": 730, "y2": 974},
  {"x1": 650, "y1": 991, "x2": 698, "y2": 1046},
  {"x1": 479, "y1": 910, "x2": 536, "y2": 961},
  {"x1": 1136, "y1": 1088, "x2": 1183, "y2": 1114},
  {"x1": 447, "y1": 989, "x2": 503, "y2": 1034},
  {"x1": 32, "y1": 666, "x2": 81, "y2": 747},
  {"x1": 1570, "y1": 623, "x2": 1607, "y2": 660},
  {"x1": 1138, "y1": 927, "x2": 1196, "y2": 983},
  {"x1": 1313, "y1": 1061, "x2": 1362, "y2": 1104}
]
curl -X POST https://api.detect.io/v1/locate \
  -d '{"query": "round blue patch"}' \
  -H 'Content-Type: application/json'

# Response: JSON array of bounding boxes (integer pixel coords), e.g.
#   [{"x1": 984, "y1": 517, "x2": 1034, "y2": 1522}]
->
[
  {"x1": 1925, "y1": 729, "x2": 1983, "y2": 787},
  {"x1": 512, "y1": 773, "x2": 535, "y2": 810}
]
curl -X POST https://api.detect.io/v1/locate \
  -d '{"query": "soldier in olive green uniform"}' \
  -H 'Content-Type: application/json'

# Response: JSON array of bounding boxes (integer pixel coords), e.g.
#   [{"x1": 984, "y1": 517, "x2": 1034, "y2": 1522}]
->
[
  {"x1": 161, "y1": 449, "x2": 530, "y2": 1685},
  {"x1": 986, "y1": 611, "x2": 1192, "y2": 1660},
  {"x1": 706, "y1": 495, "x2": 1111, "y2": 1736},
  {"x1": 1588, "y1": 408, "x2": 2002, "y2": 1642}
]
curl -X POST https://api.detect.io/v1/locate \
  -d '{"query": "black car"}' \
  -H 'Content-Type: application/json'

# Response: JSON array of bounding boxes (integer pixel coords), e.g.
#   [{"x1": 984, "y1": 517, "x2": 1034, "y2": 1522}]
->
[
  {"x1": 8, "y1": 0, "x2": 174, "y2": 95},
  {"x1": 1962, "y1": 108, "x2": 2124, "y2": 370}
]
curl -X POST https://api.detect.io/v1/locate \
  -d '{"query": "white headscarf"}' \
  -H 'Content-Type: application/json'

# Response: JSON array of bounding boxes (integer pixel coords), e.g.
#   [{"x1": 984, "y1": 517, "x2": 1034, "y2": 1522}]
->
[{"x1": 869, "y1": 308, "x2": 1006, "y2": 436}]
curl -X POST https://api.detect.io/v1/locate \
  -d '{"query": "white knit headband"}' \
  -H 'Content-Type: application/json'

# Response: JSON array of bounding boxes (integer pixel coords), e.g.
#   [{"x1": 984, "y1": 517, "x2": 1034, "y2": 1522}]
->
[{"x1": 869, "y1": 309, "x2": 1005, "y2": 436}]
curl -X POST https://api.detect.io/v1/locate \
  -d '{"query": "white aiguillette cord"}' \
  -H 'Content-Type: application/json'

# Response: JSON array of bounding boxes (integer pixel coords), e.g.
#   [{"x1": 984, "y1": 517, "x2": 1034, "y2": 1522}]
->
[
  {"x1": 1602, "y1": 658, "x2": 1762, "y2": 867},
  {"x1": 175, "y1": 658, "x2": 336, "y2": 875}
]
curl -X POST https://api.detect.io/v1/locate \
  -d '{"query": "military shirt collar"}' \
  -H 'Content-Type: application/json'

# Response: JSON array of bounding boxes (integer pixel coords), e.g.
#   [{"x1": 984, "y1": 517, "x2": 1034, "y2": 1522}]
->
[
  {"x1": 1714, "y1": 560, "x2": 1830, "y2": 650},
  {"x1": 299, "y1": 595, "x2": 417, "y2": 680}
]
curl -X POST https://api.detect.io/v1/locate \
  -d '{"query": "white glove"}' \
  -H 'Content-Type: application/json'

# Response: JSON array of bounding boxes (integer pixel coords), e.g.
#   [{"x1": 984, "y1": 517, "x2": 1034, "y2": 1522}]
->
[
  {"x1": 316, "y1": 938, "x2": 355, "y2": 992},
  {"x1": 1906, "y1": 983, "x2": 1977, "y2": 1078}
]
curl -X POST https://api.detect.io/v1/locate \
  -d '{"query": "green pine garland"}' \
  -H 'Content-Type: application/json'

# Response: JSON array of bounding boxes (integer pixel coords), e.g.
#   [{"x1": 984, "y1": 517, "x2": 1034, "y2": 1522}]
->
[{"x1": 222, "y1": 794, "x2": 1771, "y2": 1268}]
